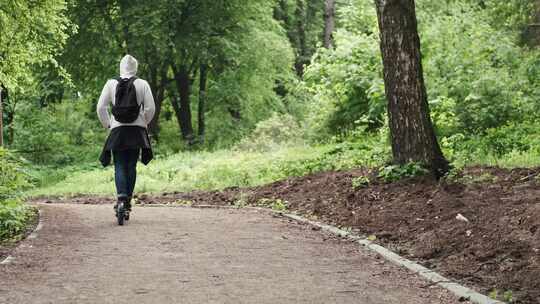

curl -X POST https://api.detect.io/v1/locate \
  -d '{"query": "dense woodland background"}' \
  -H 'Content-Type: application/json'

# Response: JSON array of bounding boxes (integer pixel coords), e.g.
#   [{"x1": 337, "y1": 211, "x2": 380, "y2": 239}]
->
[
  {"x1": 1, "y1": 0, "x2": 539, "y2": 162},
  {"x1": 1, "y1": 0, "x2": 540, "y2": 247}
]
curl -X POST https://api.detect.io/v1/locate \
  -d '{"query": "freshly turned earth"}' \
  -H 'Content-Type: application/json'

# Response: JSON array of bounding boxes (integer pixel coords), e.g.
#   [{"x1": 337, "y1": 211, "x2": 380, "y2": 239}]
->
[
  {"x1": 0, "y1": 204, "x2": 458, "y2": 303},
  {"x1": 25, "y1": 166, "x2": 540, "y2": 303}
]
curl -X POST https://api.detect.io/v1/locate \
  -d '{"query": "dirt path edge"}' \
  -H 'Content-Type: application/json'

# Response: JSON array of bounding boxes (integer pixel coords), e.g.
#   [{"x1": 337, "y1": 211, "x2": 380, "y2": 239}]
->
[
  {"x1": 140, "y1": 203, "x2": 504, "y2": 304},
  {"x1": 280, "y1": 212, "x2": 505, "y2": 304}
]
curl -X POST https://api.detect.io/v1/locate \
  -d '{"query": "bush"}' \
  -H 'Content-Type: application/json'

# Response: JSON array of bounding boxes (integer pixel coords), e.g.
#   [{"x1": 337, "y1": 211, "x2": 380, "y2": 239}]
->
[
  {"x1": 277, "y1": 137, "x2": 390, "y2": 178},
  {"x1": 236, "y1": 113, "x2": 304, "y2": 152},
  {"x1": 0, "y1": 148, "x2": 34, "y2": 242},
  {"x1": 0, "y1": 148, "x2": 31, "y2": 200},
  {"x1": 0, "y1": 199, "x2": 34, "y2": 241},
  {"x1": 378, "y1": 162, "x2": 429, "y2": 182},
  {"x1": 11, "y1": 100, "x2": 105, "y2": 165},
  {"x1": 441, "y1": 120, "x2": 540, "y2": 166}
]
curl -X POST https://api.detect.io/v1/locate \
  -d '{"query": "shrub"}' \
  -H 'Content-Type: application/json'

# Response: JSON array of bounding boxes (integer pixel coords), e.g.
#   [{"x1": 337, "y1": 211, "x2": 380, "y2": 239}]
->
[
  {"x1": 0, "y1": 148, "x2": 34, "y2": 242},
  {"x1": 351, "y1": 176, "x2": 370, "y2": 189},
  {"x1": 0, "y1": 148, "x2": 31, "y2": 200},
  {"x1": 378, "y1": 162, "x2": 429, "y2": 182},
  {"x1": 0, "y1": 199, "x2": 34, "y2": 241},
  {"x1": 236, "y1": 113, "x2": 304, "y2": 152}
]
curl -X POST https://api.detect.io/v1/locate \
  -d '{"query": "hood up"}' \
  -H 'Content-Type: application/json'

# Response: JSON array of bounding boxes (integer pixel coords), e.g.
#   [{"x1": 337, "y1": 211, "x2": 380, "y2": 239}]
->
[{"x1": 119, "y1": 54, "x2": 138, "y2": 78}]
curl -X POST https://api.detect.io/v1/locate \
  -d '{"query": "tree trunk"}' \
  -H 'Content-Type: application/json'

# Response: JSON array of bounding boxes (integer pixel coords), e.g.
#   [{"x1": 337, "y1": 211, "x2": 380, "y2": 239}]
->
[
  {"x1": 294, "y1": 0, "x2": 308, "y2": 76},
  {"x1": 170, "y1": 94, "x2": 184, "y2": 142},
  {"x1": 374, "y1": 0, "x2": 448, "y2": 177},
  {"x1": 522, "y1": 0, "x2": 540, "y2": 46},
  {"x1": 0, "y1": 85, "x2": 4, "y2": 147},
  {"x1": 173, "y1": 65, "x2": 195, "y2": 142},
  {"x1": 198, "y1": 64, "x2": 208, "y2": 143},
  {"x1": 323, "y1": 0, "x2": 336, "y2": 48},
  {"x1": 147, "y1": 66, "x2": 166, "y2": 140},
  {"x1": 149, "y1": 86, "x2": 164, "y2": 139}
]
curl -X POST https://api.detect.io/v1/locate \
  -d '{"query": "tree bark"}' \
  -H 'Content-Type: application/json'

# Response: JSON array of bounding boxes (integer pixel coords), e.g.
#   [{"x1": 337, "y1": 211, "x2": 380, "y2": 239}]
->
[
  {"x1": 198, "y1": 63, "x2": 208, "y2": 143},
  {"x1": 323, "y1": 0, "x2": 336, "y2": 48},
  {"x1": 294, "y1": 0, "x2": 308, "y2": 76},
  {"x1": 0, "y1": 85, "x2": 4, "y2": 147},
  {"x1": 522, "y1": 0, "x2": 540, "y2": 46},
  {"x1": 374, "y1": 0, "x2": 448, "y2": 177},
  {"x1": 173, "y1": 64, "x2": 195, "y2": 143},
  {"x1": 149, "y1": 86, "x2": 164, "y2": 139},
  {"x1": 147, "y1": 65, "x2": 166, "y2": 140},
  {"x1": 170, "y1": 93, "x2": 184, "y2": 142}
]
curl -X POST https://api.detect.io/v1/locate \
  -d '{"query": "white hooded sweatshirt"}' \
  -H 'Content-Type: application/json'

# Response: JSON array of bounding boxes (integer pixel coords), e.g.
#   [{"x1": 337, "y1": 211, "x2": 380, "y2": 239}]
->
[{"x1": 96, "y1": 55, "x2": 156, "y2": 130}]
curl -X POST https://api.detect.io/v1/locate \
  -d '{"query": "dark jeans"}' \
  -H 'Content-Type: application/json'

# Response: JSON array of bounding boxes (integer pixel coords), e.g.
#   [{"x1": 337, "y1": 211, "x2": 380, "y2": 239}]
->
[{"x1": 113, "y1": 149, "x2": 140, "y2": 199}]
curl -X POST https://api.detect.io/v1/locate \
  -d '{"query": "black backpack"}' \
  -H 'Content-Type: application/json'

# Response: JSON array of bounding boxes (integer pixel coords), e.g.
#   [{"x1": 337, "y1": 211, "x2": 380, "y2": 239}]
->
[{"x1": 112, "y1": 76, "x2": 141, "y2": 123}]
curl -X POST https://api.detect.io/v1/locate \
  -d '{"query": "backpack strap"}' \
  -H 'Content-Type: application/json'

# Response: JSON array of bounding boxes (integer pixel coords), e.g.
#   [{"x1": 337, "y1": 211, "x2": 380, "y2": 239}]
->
[{"x1": 113, "y1": 76, "x2": 138, "y2": 81}]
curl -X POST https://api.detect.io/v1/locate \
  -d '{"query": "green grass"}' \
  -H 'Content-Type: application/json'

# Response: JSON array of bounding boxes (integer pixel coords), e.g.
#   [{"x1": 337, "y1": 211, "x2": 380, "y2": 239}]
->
[
  {"x1": 448, "y1": 149, "x2": 540, "y2": 169},
  {"x1": 472, "y1": 151, "x2": 540, "y2": 168},
  {"x1": 26, "y1": 139, "x2": 540, "y2": 199},
  {"x1": 28, "y1": 145, "x2": 330, "y2": 197}
]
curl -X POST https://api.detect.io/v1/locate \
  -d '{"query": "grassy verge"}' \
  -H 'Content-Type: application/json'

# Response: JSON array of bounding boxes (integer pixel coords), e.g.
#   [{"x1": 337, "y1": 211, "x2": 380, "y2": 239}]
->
[
  {"x1": 28, "y1": 145, "x2": 328, "y2": 197},
  {"x1": 28, "y1": 140, "x2": 389, "y2": 198},
  {"x1": 27, "y1": 137, "x2": 540, "y2": 198}
]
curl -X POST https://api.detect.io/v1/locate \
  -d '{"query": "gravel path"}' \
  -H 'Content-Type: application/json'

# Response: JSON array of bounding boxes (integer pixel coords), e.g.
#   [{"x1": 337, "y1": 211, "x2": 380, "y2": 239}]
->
[{"x1": 0, "y1": 204, "x2": 459, "y2": 303}]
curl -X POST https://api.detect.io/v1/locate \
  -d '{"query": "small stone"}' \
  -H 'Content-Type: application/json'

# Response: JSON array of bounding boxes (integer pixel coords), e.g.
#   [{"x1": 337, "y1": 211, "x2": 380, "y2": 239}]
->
[{"x1": 456, "y1": 213, "x2": 469, "y2": 223}]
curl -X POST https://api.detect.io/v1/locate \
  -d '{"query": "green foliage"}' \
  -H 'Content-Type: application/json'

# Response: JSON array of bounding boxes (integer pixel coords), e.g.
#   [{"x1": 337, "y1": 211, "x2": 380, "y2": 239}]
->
[
  {"x1": 10, "y1": 99, "x2": 104, "y2": 165},
  {"x1": 301, "y1": 0, "x2": 540, "y2": 166},
  {"x1": 0, "y1": 148, "x2": 31, "y2": 200},
  {"x1": 442, "y1": 120, "x2": 540, "y2": 166},
  {"x1": 236, "y1": 113, "x2": 304, "y2": 152},
  {"x1": 489, "y1": 289, "x2": 514, "y2": 302},
  {"x1": 28, "y1": 145, "x2": 326, "y2": 196},
  {"x1": 351, "y1": 176, "x2": 370, "y2": 189},
  {"x1": 481, "y1": 0, "x2": 535, "y2": 32},
  {"x1": 0, "y1": 199, "x2": 34, "y2": 241},
  {"x1": 303, "y1": 7, "x2": 384, "y2": 137},
  {"x1": 257, "y1": 198, "x2": 288, "y2": 211},
  {"x1": 419, "y1": 1, "x2": 539, "y2": 134},
  {"x1": 377, "y1": 162, "x2": 429, "y2": 182},
  {"x1": 0, "y1": 148, "x2": 34, "y2": 242},
  {"x1": 28, "y1": 137, "x2": 390, "y2": 197},
  {"x1": 0, "y1": 0, "x2": 73, "y2": 90},
  {"x1": 277, "y1": 138, "x2": 390, "y2": 178},
  {"x1": 273, "y1": 0, "x2": 325, "y2": 72},
  {"x1": 60, "y1": 0, "x2": 296, "y2": 152}
]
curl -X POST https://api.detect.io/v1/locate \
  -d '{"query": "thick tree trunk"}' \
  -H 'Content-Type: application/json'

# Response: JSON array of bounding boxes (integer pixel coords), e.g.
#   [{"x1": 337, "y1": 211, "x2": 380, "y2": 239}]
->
[
  {"x1": 374, "y1": 0, "x2": 448, "y2": 177},
  {"x1": 198, "y1": 64, "x2": 208, "y2": 143},
  {"x1": 173, "y1": 65, "x2": 195, "y2": 142},
  {"x1": 323, "y1": 0, "x2": 336, "y2": 48}
]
